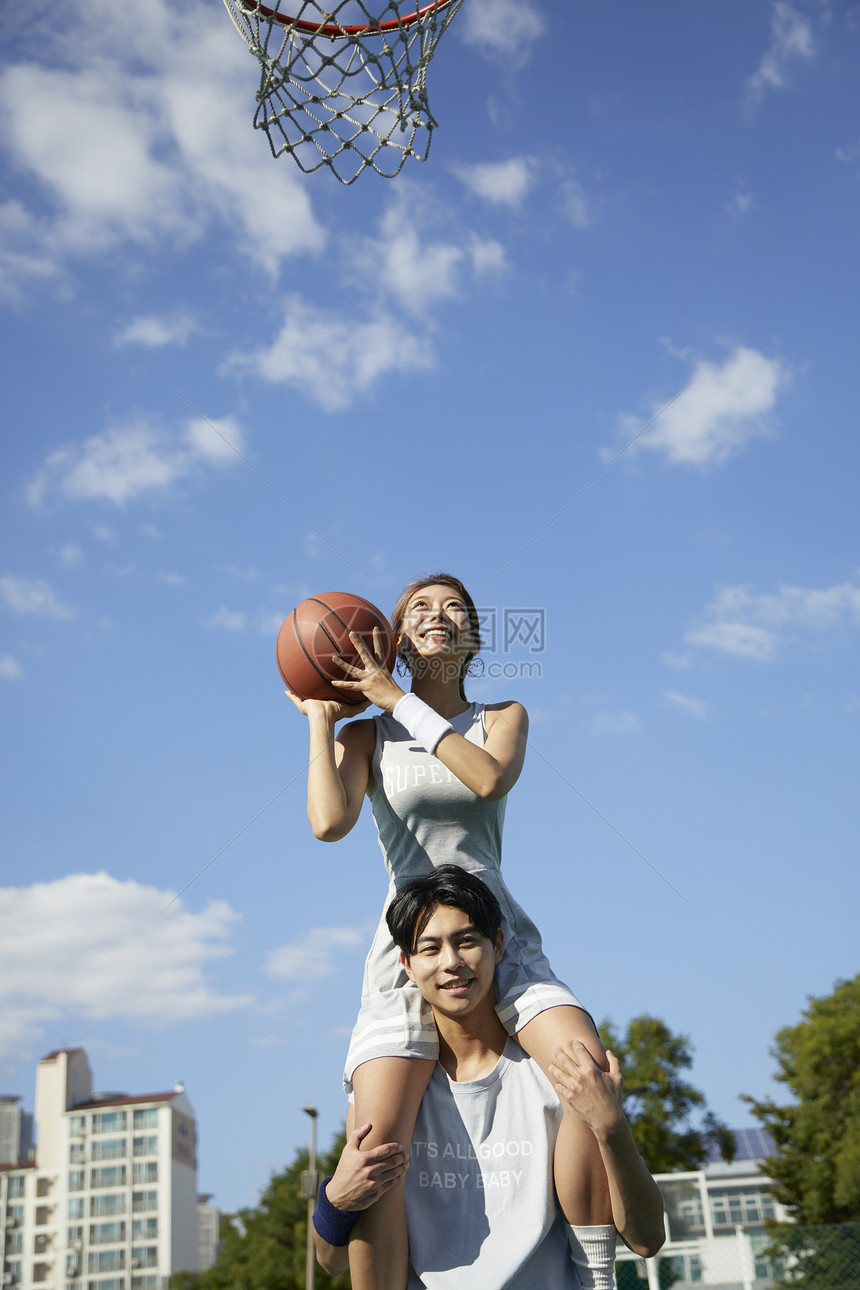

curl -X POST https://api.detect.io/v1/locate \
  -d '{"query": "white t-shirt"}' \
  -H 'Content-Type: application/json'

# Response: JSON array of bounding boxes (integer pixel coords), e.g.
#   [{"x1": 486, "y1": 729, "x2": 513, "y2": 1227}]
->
[{"x1": 404, "y1": 1040, "x2": 580, "y2": 1290}]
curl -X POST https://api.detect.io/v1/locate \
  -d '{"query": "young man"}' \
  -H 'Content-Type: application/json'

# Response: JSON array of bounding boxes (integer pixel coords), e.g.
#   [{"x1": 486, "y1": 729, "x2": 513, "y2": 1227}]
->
[{"x1": 313, "y1": 867, "x2": 665, "y2": 1288}]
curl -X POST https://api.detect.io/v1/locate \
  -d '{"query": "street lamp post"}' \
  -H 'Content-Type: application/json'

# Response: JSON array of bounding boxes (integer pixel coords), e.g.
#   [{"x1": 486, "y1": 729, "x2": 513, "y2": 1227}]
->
[{"x1": 301, "y1": 1105, "x2": 319, "y2": 1290}]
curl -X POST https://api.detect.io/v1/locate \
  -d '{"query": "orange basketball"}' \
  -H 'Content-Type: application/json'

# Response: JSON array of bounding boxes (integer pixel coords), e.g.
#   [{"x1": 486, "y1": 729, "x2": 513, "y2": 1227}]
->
[{"x1": 276, "y1": 592, "x2": 396, "y2": 705}]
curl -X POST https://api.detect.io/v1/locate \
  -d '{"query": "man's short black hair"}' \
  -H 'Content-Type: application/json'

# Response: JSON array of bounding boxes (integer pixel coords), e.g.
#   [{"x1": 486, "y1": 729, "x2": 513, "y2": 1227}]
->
[{"x1": 386, "y1": 865, "x2": 502, "y2": 957}]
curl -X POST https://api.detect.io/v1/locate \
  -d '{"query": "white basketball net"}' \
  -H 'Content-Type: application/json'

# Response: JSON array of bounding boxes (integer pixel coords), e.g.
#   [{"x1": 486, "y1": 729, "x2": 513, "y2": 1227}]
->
[{"x1": 223, "y1": 0, "x2": 465, "y2": 184}]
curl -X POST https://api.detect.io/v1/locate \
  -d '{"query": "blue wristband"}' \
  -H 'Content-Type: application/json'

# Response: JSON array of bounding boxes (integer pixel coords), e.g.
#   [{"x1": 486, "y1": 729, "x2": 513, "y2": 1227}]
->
[{"x1": 312, "y1": 1177, "x2": 360, "y2": 1246}]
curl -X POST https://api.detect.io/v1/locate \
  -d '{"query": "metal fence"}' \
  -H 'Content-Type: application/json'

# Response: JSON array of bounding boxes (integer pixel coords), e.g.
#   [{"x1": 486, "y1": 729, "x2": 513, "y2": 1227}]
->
[{"x1": 615, "y1": 1222, "x2": 860, "y2": 1290}]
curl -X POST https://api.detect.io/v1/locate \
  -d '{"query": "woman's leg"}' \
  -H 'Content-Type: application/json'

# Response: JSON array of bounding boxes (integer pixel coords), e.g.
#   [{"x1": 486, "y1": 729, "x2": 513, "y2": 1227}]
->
[
  {"x1": 348, "y1": 1055, "x2": 435, "y2": 1290},
  {"x1": 518, "y1": 1006, "x2": 616, "y2": 1288}
]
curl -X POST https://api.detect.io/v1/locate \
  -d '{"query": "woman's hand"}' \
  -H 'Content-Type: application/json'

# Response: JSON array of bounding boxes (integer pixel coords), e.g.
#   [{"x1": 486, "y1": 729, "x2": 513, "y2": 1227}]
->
[
  {"x1": 331, "y1": 628, "x2": 405, "y2": 714},
  {"x1": 548, "y1": 1042, "x2": 626, "y2": 1141},
  {"x1": 284, "y1": 687, "x2": 370, "y2": 722}
]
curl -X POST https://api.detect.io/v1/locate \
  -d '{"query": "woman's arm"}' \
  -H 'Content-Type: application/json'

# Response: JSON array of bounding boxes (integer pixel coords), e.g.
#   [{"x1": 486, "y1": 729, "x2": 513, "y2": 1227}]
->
[
  {"x1": 286, "y1": 693, "x2": 375, "y2": 841},
  {"x1": 433, "y1": 701, "x2": 529, "y2": 800},
  {"x1": 330, "y1": 632, "x2": 530, "y2": 802}
]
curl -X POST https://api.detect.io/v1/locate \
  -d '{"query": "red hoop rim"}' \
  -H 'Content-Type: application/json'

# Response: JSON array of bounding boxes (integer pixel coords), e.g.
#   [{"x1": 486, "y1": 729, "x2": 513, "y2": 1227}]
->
[{"x1": 237, "y1": 0, "x2": 456, "y2": 36}]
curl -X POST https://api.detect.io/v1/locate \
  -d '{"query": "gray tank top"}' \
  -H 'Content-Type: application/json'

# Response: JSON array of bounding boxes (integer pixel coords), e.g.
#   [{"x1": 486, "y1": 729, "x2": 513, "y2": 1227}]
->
[
  {"x1": 370, "y1": 703, "x2": 506, "y2": 883},
  {"x1": 405, "y1": 1040, "x2": 578, "y2": 1289}
]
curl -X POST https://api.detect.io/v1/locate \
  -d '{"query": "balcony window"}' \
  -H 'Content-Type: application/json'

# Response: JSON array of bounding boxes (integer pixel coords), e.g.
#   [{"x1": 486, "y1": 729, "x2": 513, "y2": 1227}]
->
[
  {"x1": 67, "y1": 1226, "x2": 84, "y2": 1247},
  {"x1": 131, "y1": 1277, "x2": 158, "y2": 1290},
  {"x1": 92, "y1": 1112, "x2": 127, "y2": 1136},
  {"x1": 7, "y1": 1203, "x2": 24, "y2": 1224},
  {"x1": 36, "y1": 1179, "x2": 54, "y2": 1198},
  {"x1": 36, "y1": 1206, "x2": 53, "y2": 1226},
  {"x1": 130, "y1": 1192, "x2": 157, "y2": 1215},
  {"x1": 87, "y1": 1280, "x2": 127, "y2": 1290},
  {"x1": 90, "y1": 1195, "x2": 126, "y2": 1218},
  {"x1": 6, "y1": 1232, "x2": 24, "y2": 1255},
  {"x1": 131, "y1": 1164, "x2": 157, "y2": 1186},
  {"x1": 131, "y1": 1137, "x2": 158, "y2": 1159},
  {"x1": 91, "y1": 1167, "x2": 127, "y2": 1190},
  {"x1": 69, "y1": 1115, "x2": 86, "y2": 1137},
  {"x1": 92, "y1": 1141, "x2": 127, "y2": 1163},
  {"x1": 87, "y1": 1249, "x2": 126, "y2": 1273},
  {"x1": 130, "y1": 1247, "x2": 157, "y2": 1270},
  {"x1": 69, "y1": 1170, "x2": 85, "y2": 1193},
  {"x1": 710, "y1": 1186, "x2": 772, "y2": 1229},
  {"x1": 69, "y1": 1200, "x2": 85, "y2": 1221},
  {"x1": 7, "y1": 1177, "x2": 26, "y2": 1199},
  {"x1": 132, "y1": 1111, "x2": 157, "y2": 1131},
  {"x1": 33, "y1": 1262, "x2": 51, "y2": 1283},
  {"x1": 131, "y1": 1219, "x2": 157, "y2": 1241},
  {"x1": 90, "y1": 1222, "x2": 126, "y2": 1246},
  {"x1": 70, "y1": 1144, "x2": 87, "y2": 1164}
]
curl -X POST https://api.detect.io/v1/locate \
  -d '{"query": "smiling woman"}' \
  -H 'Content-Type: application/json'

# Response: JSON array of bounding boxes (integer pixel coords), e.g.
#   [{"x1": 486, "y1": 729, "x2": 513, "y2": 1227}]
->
[{"x1": 287, "y1": 571, "x2": 617, "y2": 1290}]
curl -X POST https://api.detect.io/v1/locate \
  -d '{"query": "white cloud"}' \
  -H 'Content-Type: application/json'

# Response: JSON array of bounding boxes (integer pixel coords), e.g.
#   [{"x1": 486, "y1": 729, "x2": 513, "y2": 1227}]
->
[
  {"x1": 227, "y1": 295, "x2": 434, "y2": 413},
  {"x1": 0, "y1": 654, "x2": 24, "y2": 680},
  {"x1": 684, "y1": 580, "x2": 860, "y2": 662},
  {"x1": 265, "y1": 926, "x2": 365, "y2": 980},
  {"x1": 459, "y1": 0, "x2": 546, "y2": 64},
  {"x1": 58, "y1": 544, "x2": 83, "y2": 567},
  {"x1": 114, "y1": 312, "x2": 199, "y2": 348},
  {"x1": 0, "y1": 575, "x2": 75, "y2": 620},
  {"x1": 27, "y1": 414, "x2": 244, "y2": 507},
  {"x1": 747, "y1": 2, "x2": 816, "y2": 104},
  {"x1": 0, "y1": 872, "x2": 250, "y2": 1067},
  {"x1": 258, "y1": 611, "x2": 287, "y2": 636},
  {"x1": 729, "y1": 189, "x2": 754, "y2": 218},
  {"x1": 452, "y1": 157, "x2": 536, "y2": 208},
  {"x1": 156, "y1": 570, "x2": 188, "y2": 587},
  {"x1": 661, "y1": 651, "x2": 692, "y2": 670},
  {"x1": 227, "y1": 188, "x2": 507, "y2": 409},
  {"x1": 184, "y1": 414, "x2": 243, "y2": 464},
  {"x1": 205, "y1": 608, "x2": 247, "y2": 631},
  {"x1": 589, "y1": 710, "x2": 642, "y2": 736},
  {"x1": 0, "y1": 0, "x2": 324, "y2": 296},
  {"x1": 559, "y1": 172, "x2": 594, "y2": 229},
  {"x1": 356, "y1": 192, "x2": 509, "y2": 316},
  {"x1": 685, "y1": 620, "x2": 777, "y2": 661},
  {"x1": 469, "y1": 236, "x2": 507, "y2": 275},
  {"x1": 621, "y1": 345, "x2": 788, "y2": 467},
  {"x1": 663, "y1": 691, "x2": 709, "y2": 720}
]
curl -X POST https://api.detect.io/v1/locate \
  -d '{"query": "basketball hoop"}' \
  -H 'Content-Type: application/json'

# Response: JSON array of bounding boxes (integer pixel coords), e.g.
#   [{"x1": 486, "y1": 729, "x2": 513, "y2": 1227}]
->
[{"x1": 223, "y1": 0, "x2": 465, "y2": 184}]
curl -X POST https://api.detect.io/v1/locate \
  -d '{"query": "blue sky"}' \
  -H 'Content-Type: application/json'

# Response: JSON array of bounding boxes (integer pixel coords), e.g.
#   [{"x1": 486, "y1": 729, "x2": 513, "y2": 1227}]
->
[{"x1": 1, "y1": 0, "x2": 858, "y2": 1213}]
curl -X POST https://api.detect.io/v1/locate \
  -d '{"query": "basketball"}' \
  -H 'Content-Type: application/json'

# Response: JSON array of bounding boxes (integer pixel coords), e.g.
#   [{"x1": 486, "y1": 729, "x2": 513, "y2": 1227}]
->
[{"x1": 276, "y1": 592, "x2": 397, "y2": 704}]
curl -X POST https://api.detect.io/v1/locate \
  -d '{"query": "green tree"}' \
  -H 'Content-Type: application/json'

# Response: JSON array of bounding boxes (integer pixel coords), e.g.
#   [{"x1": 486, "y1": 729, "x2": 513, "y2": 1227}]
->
[
  {"x1": 171, "y1": 1131, "x2": 352, "y2": 1290},
  {"x1": 743, "y1": 973, "x2": 860, "y2": 1226},
  {"x1": 601, "y1": 1014, "x2": 734, "y2": 1174}
]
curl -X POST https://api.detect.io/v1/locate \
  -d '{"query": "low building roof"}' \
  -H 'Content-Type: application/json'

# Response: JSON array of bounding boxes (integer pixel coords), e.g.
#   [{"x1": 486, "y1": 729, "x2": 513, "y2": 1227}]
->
[{"x1": 73, "y1": 1092, "x2": 177, "y2": 1110}]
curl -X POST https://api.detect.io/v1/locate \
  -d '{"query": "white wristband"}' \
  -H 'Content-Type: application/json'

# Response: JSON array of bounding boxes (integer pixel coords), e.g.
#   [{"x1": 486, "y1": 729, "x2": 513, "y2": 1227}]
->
[{"x1": 393, "y1": 693, "x2": 453, "y2": 755}]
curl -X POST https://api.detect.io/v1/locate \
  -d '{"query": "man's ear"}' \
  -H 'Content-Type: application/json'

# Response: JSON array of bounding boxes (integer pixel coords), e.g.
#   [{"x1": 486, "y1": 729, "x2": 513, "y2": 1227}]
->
[
  {"x1": 401, "y1": 948, "x2": 416, "y2": 983},
  {"x1": 494, "y1": 929, "x2": 504, "y2": 964}
]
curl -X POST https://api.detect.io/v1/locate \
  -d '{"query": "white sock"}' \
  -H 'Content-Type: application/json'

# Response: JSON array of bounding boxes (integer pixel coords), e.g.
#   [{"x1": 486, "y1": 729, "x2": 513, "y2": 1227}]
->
[{"x1": 566, "y1": 1224, "x2": 617, "y2": 1290}]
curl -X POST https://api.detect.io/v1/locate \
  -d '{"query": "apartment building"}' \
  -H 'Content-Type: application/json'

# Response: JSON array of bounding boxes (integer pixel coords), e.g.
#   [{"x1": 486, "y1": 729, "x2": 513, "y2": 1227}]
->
[
  {"x1": 617, "y1": 1128, "x2": 789, "y2": 1289},
  {"x1": 0, "y1": 1101, "x2": 33, "y2": 1169},
  {"x1": 1, "y1": 1049, "x2": 198, "y2": 1290}
]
